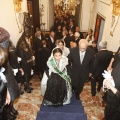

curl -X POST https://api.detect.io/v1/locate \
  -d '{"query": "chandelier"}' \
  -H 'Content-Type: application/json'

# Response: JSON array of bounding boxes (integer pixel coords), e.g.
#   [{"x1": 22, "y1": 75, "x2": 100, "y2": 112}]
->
[{"x1": 54, "y1": 0, "x2": 80, "y2": 11}]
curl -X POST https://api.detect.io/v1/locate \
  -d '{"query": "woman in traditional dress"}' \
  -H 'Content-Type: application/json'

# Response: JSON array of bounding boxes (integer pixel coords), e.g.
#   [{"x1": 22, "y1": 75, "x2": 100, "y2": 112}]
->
[{"x1": 41, "y1": 48, "x2": 72, "y2": 106}]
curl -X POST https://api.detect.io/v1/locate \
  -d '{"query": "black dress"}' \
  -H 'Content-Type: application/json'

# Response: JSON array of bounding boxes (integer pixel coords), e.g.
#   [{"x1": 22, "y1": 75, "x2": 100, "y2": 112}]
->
[{"x1": 43, "y1": 71, "x2": 67, "y2": 106}]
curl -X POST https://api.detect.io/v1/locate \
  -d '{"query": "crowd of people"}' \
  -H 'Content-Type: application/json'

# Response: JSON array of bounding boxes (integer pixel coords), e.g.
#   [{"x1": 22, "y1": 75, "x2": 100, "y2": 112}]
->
[{"x1": 0, "y1": 12, "x2": 120, "y2": 120}]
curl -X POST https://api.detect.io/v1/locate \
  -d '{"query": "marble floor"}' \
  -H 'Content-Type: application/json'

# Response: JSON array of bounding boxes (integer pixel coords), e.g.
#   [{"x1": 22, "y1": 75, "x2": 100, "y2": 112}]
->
[{"x1": 14, "y1": 75, "x2": 105, "y2": 120}]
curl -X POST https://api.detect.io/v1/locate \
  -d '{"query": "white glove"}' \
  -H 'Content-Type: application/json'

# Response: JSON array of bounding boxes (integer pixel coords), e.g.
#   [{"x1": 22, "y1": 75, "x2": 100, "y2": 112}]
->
[
  {"x1": 102, "y1": 70, "x2": 115, "y2": 91},
  {"x1": 102, "y1": 70, "x2": 112, "y2": 79},
  {"x1": 17, "y1": 57, "x2": 21, "y2": 62},
  {"x1": 13, "y1": 69, "x2": 18, "y2": 76}
]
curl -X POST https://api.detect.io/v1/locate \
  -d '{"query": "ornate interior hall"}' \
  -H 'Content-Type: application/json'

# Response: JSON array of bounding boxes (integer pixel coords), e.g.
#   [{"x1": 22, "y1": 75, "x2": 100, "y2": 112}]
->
[{"x1": 0, "y1": 0, "x2": 120, "y2": 120}]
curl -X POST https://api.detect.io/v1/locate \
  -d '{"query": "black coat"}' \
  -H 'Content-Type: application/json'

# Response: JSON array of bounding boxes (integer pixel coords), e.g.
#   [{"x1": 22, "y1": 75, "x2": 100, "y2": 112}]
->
[
  {"x1": 63, "y1": 36, "x2": 70, "y2": 48},
  {"x1": 105, "y1": 61, "x2": 120, "y2": 120},
  {"x1": 68, "y1": 47, "x2": 94, "y2": 86},
  {"x1": 79, "y1": 32, "x2": 84, "y2": 39},
  {"x1": 94, "y1": 50, "x2": 113, "y2": 77}
]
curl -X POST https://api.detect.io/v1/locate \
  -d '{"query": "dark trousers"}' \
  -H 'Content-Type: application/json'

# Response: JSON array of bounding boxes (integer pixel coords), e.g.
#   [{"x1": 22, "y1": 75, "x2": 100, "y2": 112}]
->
[
  {"x1": 72, "y1": 79, "x2": 85, "y2": 99},
  {"x1": 91, "y1": 75, "x2": 104, "y2": 96},
  {"x1": 105, "y1": 106, "x2": 120, "y2": 120}
]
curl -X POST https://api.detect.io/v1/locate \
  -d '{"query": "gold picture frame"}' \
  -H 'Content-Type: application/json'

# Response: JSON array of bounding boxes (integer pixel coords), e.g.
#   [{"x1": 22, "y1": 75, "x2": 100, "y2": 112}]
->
[{"x1": 14, "y1": 0, "x2": 23, "y2": 13}]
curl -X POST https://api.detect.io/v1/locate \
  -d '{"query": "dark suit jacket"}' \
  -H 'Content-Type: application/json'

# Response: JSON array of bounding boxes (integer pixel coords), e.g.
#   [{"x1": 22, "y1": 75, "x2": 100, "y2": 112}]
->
[
  {"x1": 63, "y1": 36, "x2": 71, "y2": 48},
  {"x1": 74, "y1": 38, "x2": 80, "y2": 46},
  {"x1": 68, "y1": 35, "x2": 75, "y2": 42},
  {"x1": 33, "y1": 37, "x2": 43, "y2": 55},
  {"x1": 94, "y1": 50, "x2": 113, "y2": 77},
  {"x1": 68, "y1": 47, "x2": 94, "y2": 86},
  {"x1": 68, "y1": 25, "x2": 76, "y2": 32},
  {"x1": 46, "y1": 36, "x2": 55, "y2": 52},
  {"x1": 88, "y1": 45, "x2": 98, "y2": 54},
  {"x1": 77, "y1": 31, "x2": 84, "y2": 39}
]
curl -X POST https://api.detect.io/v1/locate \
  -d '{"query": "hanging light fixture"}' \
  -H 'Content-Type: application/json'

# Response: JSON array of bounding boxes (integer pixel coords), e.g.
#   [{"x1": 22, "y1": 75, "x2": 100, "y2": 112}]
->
[{"x1": 54, "y1": 0, "x2": 80, "y2": 14}]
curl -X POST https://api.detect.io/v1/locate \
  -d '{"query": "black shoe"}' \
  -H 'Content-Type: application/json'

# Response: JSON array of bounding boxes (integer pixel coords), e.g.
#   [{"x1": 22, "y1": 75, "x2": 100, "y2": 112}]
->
[
  {"x1": 7, "y1": 111, "x2": 16, "y2": 120},
  {"x1": 30, "y1": 87, "x2": 33, "y2": 90},
  {"x1": 24, "y1": 87, "x2": 31, "y2": 93},
  {"x1": 11, "y1": 106, "x2": 19, "y2": 116},
  {"x1": 97, "y1": 87, "x2": 100, "y2": 92},
  {"x1": 19, "y1": 91, "x2": 24, "y2": 95},
  {"x1": 92, "y1": 94, "x2": 96, "y2": 96}
]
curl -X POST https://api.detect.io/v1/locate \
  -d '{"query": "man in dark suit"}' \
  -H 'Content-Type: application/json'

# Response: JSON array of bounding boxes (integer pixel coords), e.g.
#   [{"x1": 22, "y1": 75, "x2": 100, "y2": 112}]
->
[
  {"x1": 68, "y1": 29, "x2": 75, "y2": 42},
  {"x1": 74, "y1": 32, "x2": 80, "y2": 46},
  {"x1": 68, "y1": 21, "x2": 75, "y2": 32},
  {"x1": 88, "y1": 40, "x2": 98, "y2": 54},
  {"x1": 62, "y1": 30, "x2": 70, "y2": 48},
  {"x1": 91, "y1": 41, "x2": 113, "y2": 96},
  {"x1": 46, "y1": 31, "x2": 55, "y2": 52},
  {"x1": 68, "y1": 39, "x2": 94, "y2": 100}
]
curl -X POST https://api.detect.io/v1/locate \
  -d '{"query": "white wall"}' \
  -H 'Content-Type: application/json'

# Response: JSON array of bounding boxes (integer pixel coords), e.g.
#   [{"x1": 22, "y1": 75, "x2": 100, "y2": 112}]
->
[
  {"x1": 80, "y1": 0, "x2": 91, "y2": 32},
  {"x1": 49, "y1": 0, "x2": 54, "y2": 30},
  {"x1": 39, "y1": 0, "x2": 54, "y2": 31},
  {"x1": 0, "y1": 0, "x2": 27, "y2": 45},
  {"x1": 95, "y1": 1, "x2": 120, "y2": 52},
  {"x1": 84, "y1": 0, "x2": 120, "y2": 52}
]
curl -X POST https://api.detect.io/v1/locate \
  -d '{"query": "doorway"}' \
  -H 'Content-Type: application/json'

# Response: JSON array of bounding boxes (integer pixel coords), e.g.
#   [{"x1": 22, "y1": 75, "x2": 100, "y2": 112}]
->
[
  {"x1": 27, "y1": 0, "x2": 40, "y2": 38},
  {"x1": 94, "y1": 14, "x2": 105, "y2": 49}
]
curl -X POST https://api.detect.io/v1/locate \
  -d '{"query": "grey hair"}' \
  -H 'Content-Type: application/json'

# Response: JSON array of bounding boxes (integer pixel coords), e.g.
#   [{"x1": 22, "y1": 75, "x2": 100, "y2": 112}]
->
[
  {"x1": 74, "y1": 32, "x2": 80, "y2": 38},
  {"x1": 99, "y1": 41, "x2": 107, "y2": 49}
]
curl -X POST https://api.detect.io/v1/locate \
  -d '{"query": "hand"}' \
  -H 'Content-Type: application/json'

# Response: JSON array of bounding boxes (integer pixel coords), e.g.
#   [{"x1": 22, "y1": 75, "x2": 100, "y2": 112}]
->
[
  {"x1": 103, "y1": 79, "x2": 117, "y2": 94},
  {"x1": 89, "y1": 73, "x2": 92, "y2": 77},
  {"x1": 5, "y1": 89, "x2": 11, "y2": 105},
  {"x1": 32, "y1": 56, "x2": 35, "y2": 61},
  {"x1": 107, "y1": 66, "x2": 113, "y2": 72},
  {"x1": 19, "y1": 68, "x2": 24, "y2": 76},
  {"x1": 104, "y1": 79, "x2": 112, "y2": 89},
  {"x1": 102, "y1": 70, "x2": 115, "y2": 87}
]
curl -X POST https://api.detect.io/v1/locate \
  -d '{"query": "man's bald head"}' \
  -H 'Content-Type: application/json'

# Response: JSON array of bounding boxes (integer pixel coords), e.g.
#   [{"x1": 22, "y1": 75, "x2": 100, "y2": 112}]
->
[{"x1": 79, "y1": 39, "x2": 88, "y2": 52}]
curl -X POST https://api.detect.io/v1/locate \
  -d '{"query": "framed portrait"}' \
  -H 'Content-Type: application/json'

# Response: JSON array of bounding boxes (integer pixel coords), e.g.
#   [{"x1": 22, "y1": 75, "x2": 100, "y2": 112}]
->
[{"x1": 100, "y1": 0, "x2": 111, "y2": 5}]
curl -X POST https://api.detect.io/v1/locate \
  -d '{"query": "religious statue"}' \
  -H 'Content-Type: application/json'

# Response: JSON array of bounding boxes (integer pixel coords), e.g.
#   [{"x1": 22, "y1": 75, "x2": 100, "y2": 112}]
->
[{"x1": 23, "y1": 12, "x2": 32, "y2": 37}]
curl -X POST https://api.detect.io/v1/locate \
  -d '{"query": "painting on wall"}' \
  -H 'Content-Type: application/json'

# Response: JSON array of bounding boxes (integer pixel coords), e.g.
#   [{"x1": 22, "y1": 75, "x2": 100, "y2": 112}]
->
[{"x1": 100, "y1": 0, "x2": 111, "y2": 5}]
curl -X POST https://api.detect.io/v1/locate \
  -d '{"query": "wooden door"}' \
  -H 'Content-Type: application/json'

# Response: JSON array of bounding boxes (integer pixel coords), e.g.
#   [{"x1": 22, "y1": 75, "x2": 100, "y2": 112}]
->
[{"x1": 94, "y1": 14, "x2": 102, "y2": 41}]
